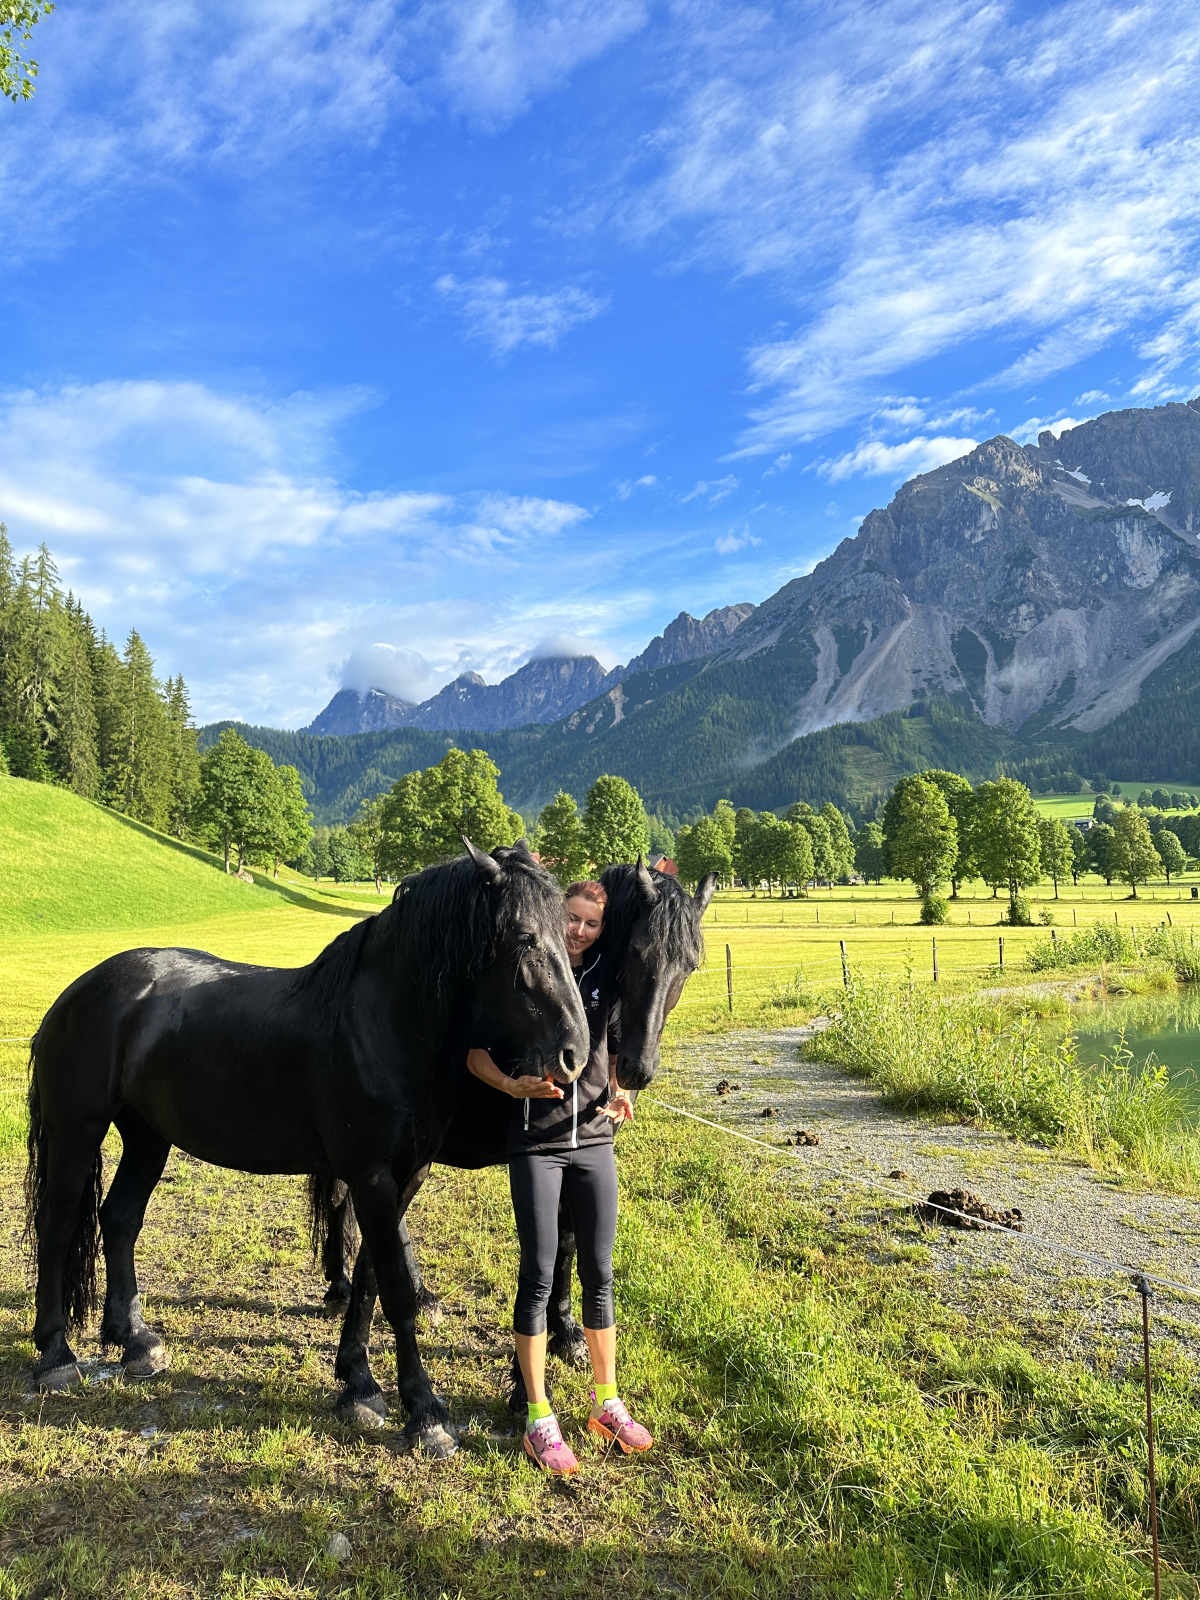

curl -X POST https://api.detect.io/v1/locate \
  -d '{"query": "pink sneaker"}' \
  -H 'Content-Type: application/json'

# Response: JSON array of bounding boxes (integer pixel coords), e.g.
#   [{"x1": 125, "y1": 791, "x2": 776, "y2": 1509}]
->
[
  {"x1": 523, "y1": 1414, "x2": 579, "y2": 1476},
  {"x1": 587, "y1": 1394, "x2": 653, "y2": 1454}
]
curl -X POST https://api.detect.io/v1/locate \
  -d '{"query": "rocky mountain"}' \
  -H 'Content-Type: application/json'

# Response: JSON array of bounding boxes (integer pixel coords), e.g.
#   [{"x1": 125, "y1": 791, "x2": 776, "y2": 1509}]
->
[
  {"x1": 303, "y1": 604, "x2": 756, "y2": 736},
  {"x1": 622, "y1": 603, "x2": 756, "y2": 675},
  {"x1": 396, "y1": 655, "x2": 617, "y2": 733},
  {"x1": 712, "y1": 399, "x2": 1200, "y2": 737},
  {"x1": 306, "y1": 686, "x2": 415, "y2": 736}
]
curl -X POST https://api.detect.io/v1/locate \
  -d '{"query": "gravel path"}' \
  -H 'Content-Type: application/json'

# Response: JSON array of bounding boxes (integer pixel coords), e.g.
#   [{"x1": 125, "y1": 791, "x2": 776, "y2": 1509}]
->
[{"x1": 659, "y1": 1023, "x2": 1200, "y2": 1366}]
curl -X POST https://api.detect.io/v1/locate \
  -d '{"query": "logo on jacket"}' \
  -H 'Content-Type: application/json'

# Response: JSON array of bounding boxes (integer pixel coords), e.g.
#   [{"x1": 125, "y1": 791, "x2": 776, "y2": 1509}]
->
[{"x1": 590, "y1": 988, "x2": 600, "y2": 1007}]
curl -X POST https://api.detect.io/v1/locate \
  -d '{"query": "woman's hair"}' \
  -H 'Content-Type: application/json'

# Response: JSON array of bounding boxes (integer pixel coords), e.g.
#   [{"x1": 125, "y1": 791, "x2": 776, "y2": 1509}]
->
[{"x1": 564, "y1": 879, "x2": 607, "y2": 908}]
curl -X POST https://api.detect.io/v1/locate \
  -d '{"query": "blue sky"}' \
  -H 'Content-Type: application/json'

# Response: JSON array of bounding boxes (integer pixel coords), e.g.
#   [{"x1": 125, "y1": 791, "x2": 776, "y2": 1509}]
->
[{"x1": 2, "y1": 0, "x2": 1199, "y2": 726}]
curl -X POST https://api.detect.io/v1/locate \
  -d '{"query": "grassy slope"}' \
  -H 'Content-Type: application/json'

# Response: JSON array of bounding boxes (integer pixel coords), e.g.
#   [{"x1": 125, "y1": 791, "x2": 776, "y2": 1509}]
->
[{"x1": 0, "y1": 777, "x2": 371, "y2": 936}]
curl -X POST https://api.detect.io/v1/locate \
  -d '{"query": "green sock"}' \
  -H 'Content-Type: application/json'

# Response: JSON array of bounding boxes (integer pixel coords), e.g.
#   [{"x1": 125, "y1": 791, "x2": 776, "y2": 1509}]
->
[
  {"x1": 527, "y1": 1399, "x2": 552, "y2": 1427},
  {"x1": 594, "y1": 1382, "x2": 618, "y2": 1405}
]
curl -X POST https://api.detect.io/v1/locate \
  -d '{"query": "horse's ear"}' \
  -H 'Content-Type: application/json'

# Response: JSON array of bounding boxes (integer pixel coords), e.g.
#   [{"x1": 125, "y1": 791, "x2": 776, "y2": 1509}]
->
[
  {"x1": 636, "y1": 854, "x2": 660, "y2": 907},
  {"x1": 694, "y1": 871, "x2": 719, "y2": 915},
  {"x1": 463, "y1": 836, "x2": 503, "y2": 881},
  {"x1": 512, "y1": 837, "x2": 534, "y2": 857}
]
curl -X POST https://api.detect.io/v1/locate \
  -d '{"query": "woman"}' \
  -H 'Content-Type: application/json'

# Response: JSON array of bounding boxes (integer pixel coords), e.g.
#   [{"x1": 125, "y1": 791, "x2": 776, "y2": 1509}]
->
[{"x1": 466, "y1": 879, "x2": 652, "y2": 1475}]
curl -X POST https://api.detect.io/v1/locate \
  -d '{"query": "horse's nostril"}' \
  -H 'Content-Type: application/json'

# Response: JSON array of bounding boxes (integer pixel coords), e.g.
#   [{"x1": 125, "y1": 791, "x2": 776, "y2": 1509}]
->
[{"x1": 559, "y1": 1047, "x2": 577, "y2": 1074}]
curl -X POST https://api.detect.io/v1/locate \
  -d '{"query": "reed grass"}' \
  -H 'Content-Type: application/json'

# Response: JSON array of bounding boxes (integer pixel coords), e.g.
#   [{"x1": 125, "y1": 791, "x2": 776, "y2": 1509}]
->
[{"x1": 807, "y1": 977, "x2": 1200, "y2": 1190}]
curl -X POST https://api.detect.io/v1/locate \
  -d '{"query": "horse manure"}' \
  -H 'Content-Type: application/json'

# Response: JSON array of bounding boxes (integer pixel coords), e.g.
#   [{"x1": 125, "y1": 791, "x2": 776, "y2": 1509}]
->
[
  {"x1": 760, "y1": 1106, "x2": 779, "y2": 1117},
  {"x1": 913, "y1": 1188, "x2": 1024, "y2": 1232},
  {"x1": 889, "y1": 1169, "x2": 911, "y2": 1180},
  {"x1": 715, "y1": 1079, "x2": 741, "y2": 1095},
  {"x1": 790, "y1": 1129, "x2": 820, "y2": 1145}
]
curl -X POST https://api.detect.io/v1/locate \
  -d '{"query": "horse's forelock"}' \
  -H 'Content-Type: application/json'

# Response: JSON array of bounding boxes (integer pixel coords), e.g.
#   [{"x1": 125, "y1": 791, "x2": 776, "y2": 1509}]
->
[{"x1": 601, "y1": 863, "x2": 705, "y2": 973}]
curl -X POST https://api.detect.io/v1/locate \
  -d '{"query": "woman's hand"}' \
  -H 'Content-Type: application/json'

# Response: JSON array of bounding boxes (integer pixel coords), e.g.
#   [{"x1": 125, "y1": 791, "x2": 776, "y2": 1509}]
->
[
  {"x1": 601, "y1": 1089, "x2": 635, "y2": 1123},
  {"x1": 508, "y1": 1075, "x2": 565, "y2": 1100}
]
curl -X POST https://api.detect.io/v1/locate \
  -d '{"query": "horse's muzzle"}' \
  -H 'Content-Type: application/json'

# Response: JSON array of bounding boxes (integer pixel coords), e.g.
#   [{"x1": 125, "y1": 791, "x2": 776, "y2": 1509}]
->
[{"x1": 549, "y1": 1045, "x2": 584, "y2": 1084}]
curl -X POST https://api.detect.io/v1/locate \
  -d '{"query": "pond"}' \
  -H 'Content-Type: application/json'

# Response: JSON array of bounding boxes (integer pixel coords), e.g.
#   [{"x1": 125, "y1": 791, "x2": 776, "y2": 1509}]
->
[{"x1": 1056, "y1": 991, "x2": 1200, "y2": 1114}]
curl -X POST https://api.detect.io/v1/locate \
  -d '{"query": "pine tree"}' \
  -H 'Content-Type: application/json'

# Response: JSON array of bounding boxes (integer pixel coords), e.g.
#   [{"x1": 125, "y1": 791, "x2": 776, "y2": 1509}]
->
[
  {"x1": 163, "y1": 675, "x2": 201, "y2": 838},
  {"x1": 108, "y1": 630, "x2": 172, "y2": 827},
  {"x1": 53, "y1": 601, "x2": 100, "y2": 796}
]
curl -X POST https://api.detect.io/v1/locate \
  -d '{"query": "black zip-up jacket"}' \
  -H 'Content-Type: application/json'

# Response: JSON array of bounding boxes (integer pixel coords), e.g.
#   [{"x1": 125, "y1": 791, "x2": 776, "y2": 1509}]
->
[{"x1": 472, "y1": 945, "x2": 618, "y2": 1157}]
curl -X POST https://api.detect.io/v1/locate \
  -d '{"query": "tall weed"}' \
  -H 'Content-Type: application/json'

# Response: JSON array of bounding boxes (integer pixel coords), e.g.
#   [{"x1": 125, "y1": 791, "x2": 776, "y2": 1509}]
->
[
  {"x1": 807, "y1": 977, "x2": 1200, "y2": 1189},
  {"x1": 1026, "y1": 924, "x2": 1134, "y2": 971}
]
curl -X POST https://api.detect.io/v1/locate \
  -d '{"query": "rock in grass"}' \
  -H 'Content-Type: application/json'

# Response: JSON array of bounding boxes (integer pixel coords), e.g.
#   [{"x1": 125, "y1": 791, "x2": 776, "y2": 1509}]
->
[{"x1": 327, "y1": 1532, "x2": 352, "y2": 1561}]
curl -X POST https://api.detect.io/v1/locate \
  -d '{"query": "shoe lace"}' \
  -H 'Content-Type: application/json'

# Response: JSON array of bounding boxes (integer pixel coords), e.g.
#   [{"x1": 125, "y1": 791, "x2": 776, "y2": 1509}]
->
[
  {"x1": 601, "y1": 1396, "x2": 632, "y2": 1426},
  {"x1": 531, "y1": 1415, "x2": 564, "y2": 1448}
]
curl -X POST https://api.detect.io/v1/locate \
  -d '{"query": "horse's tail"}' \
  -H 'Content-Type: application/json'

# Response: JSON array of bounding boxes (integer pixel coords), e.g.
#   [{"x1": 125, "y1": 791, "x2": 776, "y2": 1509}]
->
[
  {"x1": 23, "y1": 1030, "x2": 104, "y2": 1329},
  {"x1": 306, "y1": 1174, "x2": 357, "y2": 1270}
]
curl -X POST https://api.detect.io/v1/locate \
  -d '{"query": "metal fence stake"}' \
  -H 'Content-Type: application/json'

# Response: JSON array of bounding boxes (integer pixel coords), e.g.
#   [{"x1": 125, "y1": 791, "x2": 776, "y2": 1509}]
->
[
  {"x1": 998, "y1": 936, "x2": 1004, "y2": 969},
  {"x1": 726, "y1": 944, "x2": 733, "y2": 1014},
  {"x1": 1136, "y1": 1276, "x2": 1162, "y2": 1600},
  {"x1": 932, "y1": 938, "x2": 938, "y2": 982},
  {"x1": 839, "y1": 940, "x2": 849, "y2": 987}
]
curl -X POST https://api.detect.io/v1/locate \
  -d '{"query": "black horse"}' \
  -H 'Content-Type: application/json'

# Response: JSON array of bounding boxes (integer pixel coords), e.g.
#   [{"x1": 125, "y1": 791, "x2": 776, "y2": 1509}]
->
[
  {"x1": 312, "y1": 859, "x2": 717, "y2": 1413},
  {"x1": 24, "y1": 841, "x2": 587, "y2": 1456}
]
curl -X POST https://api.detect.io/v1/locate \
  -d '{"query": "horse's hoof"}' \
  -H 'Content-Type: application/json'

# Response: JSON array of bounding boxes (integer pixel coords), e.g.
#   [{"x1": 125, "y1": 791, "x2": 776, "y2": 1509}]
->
[
  {"x1": 549, "y1": 1332, "x2": 590, "y2": 1370},
  {"x1": 336, "y1": 1392, "x2": 387, "y2": 1428},
  {"x1": 123, "y1": 1344, "x2": 170, "y2": 1381},
  {"x1": 412, "y1": 1423, "x2": 457, "y2": 1459},
  {"x1": 323, "y1": 1279, "x2": 352, "y2": 1308},
  {"x1": 36, "y1": 1362, "x2": 81, "y2": 1392}
]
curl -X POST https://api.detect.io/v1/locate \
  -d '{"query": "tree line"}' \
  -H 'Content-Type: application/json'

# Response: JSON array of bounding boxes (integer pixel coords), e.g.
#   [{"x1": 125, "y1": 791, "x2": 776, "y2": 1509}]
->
[{"x1": 670, "y1": 769, "x2": 1194, "y2": 924}]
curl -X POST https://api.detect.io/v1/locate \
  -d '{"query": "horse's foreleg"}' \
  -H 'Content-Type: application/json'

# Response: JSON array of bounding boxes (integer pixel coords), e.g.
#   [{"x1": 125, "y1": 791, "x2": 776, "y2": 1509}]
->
[
  {"x1": 546, "y1": 1195, "x2": 588, "y2": 1366},
  {"x1": 333, "y1": 1241, "x2": 385, "y2": 1425},
  {"x1": 348, "y1": 1165, "x2": 454, "y2": 1456},
  {"x1": 99, "y1": 1112, "x2": 171, "y2": 1379}
]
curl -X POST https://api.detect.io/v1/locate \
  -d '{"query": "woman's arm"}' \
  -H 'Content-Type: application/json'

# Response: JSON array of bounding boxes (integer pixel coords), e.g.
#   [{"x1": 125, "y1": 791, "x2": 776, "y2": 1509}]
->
[{"x1": 467, "y1": 1047, "x2": 564, "y2": 1100}]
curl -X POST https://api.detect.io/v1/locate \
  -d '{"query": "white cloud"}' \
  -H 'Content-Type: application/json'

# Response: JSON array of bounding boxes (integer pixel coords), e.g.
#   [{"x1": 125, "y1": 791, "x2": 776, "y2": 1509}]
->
[
  {"x1": 0, "y1": 379, "x2": 596, "y2": 723},
  {"x1": 1076, "y1": 390, "x2": 1112, "y2": 404},
  {"x1": 339, "y1": 643, "x2": 430, "y2": 702},
  {"x1": 816, "y1": 434, "x2": 979, "y2": 482},
  {"x1": 763, "y1": 452, "x2": 792, "y2": 476},
  {"x1": 435, "y1": 274, "x2": 609, "y2": 354},
  {"x1": 527, "y1": 631, "x2": 612, "y2": 663},
  {"x1": 715, "y1": 525, "x2": 760, "y2": 554},
  {"x1": 615, "y1": 474, "x2": 657, "y2": 499},
  {"x1": 1010, "y1": 413, "x2": 1097, "y2": 445},
  {"x1": 602, "y1": 0, "x2": 1200, "y2": 451},
  {"x1": 682, "y1": 474, "x2": 739, "y2": 505}
]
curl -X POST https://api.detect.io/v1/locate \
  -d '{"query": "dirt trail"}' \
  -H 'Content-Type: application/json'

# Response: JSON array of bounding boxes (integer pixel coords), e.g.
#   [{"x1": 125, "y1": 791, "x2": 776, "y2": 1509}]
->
[{"x1": 659, "y1": 1024, "x2": 1200, "y2": 1363}]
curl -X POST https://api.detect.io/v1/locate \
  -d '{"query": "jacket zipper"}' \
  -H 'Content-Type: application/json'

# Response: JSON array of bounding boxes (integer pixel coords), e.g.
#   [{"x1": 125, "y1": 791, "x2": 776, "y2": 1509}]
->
[
  {"x1": 524, "y1": 1097, "x2": 530, "y2": 1132},
  {"x1": 571, "y1": 1081, "x2": 578, "y2": 1148}
]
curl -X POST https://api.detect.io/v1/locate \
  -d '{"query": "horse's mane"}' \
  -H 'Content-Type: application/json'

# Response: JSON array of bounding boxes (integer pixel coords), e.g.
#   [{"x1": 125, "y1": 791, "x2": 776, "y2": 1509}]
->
[
  {"x1": 600, "y1": 863, "x2": 705, "y2": 974},
  {"x1": 290, "y1": 845, "x2": 564, "y2": 1027}
]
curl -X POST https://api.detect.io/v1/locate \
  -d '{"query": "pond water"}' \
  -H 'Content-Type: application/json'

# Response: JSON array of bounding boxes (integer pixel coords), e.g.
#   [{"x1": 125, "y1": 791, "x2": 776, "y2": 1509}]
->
[{"x1": 1055, "y1": 992, "x2": 1200, "y2": 1114}]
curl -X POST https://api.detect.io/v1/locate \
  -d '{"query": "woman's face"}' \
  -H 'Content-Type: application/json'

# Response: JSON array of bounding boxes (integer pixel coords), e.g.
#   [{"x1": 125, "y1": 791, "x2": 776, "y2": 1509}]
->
[{"x1": 565, "y1": 895, "x2": 604, "y2": 962}]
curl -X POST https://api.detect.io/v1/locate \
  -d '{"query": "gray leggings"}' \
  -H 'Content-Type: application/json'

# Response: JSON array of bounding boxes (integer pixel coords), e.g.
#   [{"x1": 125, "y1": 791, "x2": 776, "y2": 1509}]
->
[{"x1": 509, "y1": 1142, "x2": 617, "y2": 1335}]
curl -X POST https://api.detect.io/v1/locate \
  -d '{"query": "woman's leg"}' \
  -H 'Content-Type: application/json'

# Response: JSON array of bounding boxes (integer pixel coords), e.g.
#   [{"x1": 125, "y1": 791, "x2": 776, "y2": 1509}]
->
[
  {"x1": 508, "y1": 1153, "x2": 566, "y2": 1408},
  {"x1": 565, "y1": 1143, "x2": 652, "y2": 1452}
]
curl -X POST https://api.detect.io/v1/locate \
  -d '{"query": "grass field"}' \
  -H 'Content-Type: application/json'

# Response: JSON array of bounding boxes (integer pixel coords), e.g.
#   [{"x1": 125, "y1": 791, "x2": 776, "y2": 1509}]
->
[
  {"x1": 1033, "y1": 785, "x2": 1200, "y2": 823},
  {"x1": 0, "y1": 778, "x2": 1197, "y2": 1593}
]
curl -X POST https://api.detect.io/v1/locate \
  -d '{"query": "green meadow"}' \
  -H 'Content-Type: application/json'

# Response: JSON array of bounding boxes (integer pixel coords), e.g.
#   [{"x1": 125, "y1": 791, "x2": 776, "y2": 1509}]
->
[{"x1": 0, "y1": 775, "x2": 1196, "y2": 1595}]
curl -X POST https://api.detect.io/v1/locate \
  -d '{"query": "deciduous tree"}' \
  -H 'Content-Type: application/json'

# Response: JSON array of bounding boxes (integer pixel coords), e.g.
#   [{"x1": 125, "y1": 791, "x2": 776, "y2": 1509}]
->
[
  {"x1": 1037, "y1": 816, "x2": 1074, "y2": 899},
  {"x1": 971, "y1": 778, "x2": 1042, "y2": 907},
  {"x1": 674, "y1": 816, "x2": 734, "y2": 889},
  {"x1": 882, "y1": 776, "x2": 957, "y2": 898},
  {"x1": 1154, "y1": 826, "x2": 1186, "y2": 886},
  {"x1": 582, "y1": 773, "x2": 649, "y2": 867},
  {"x1": 535, "y1": 791, "x2": 590, "y2": 887},
  {"x1": 1108, "y1": 806, "x2": 1164, "y2": 897}
]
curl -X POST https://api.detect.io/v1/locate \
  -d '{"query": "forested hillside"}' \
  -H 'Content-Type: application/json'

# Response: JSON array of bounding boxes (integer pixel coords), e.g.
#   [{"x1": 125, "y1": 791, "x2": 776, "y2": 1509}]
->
[{"x1": 0, "y1": 531, "x2": 199, "y2": 833}]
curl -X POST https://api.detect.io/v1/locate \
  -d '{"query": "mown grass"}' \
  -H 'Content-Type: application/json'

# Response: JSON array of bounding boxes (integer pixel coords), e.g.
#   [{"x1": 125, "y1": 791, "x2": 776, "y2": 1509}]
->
[
  {"x1": 0, "y1": 1086, "x2": 1196, "y2": 1596},
  {"x1": 806, "y1": 977, "x2": 1200, "y2": 1192}
]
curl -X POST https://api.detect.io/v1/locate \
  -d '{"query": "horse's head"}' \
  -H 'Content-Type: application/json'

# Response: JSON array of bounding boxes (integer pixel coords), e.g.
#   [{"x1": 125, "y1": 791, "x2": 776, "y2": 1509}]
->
[
  {"x1": 465, "y1": 837, "x2": 589, "y2": 1084},
  {"x1": 602, "y1": 859, "x2": 717, "y2": 1091}
]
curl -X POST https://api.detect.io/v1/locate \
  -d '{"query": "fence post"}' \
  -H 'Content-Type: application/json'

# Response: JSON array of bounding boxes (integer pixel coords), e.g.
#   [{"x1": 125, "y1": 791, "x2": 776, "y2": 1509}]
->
[
  {"x1": 932, "y1": 938, "x2": 938, "y2": 982},
  {"x1": 840, "y1": 940, "x2": 849, "y2": 988},
  {"x1": 1167, "y1": 911, "x2": 1173, "y2": 926},
  {"x1": 816, "y1": 906, "x2": 820, "y2": 925},
  {"x1": 726, "y1": 945, "x2": 733, "y2": 1015},
  {"x1": 1051, "y1": 929, "x2": 1057, "y2": 948},
  {"x1": 1073, "y1": 908, "x2": 1077, "y2": 926},
  {"x1": 1136, "y1": 1276, "x2": 1162, "y2": 1600},
  {"x1": 999, "y1": 936, "x2": 1004, "y2": 969}
]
